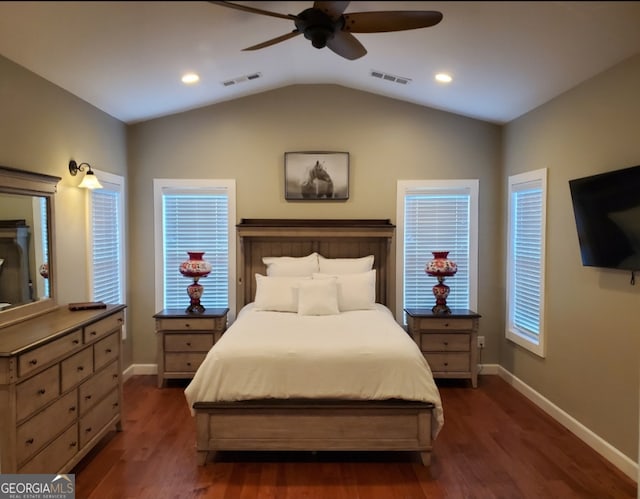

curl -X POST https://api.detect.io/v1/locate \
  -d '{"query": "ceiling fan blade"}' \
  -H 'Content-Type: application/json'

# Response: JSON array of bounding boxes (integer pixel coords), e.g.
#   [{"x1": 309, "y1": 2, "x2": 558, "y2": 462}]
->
[
  {"x1": 343, "y1": 11, "x2": 443, "y2": 33},
  {"x1": 326, "y1": 31, "x2": 367, "y2": 60},
  {"x1": 314, "y1": 1, "x2": 350, "y2": 20},
  {"x1": 242, "y1": 31, "x2": 301, "y2": 51},
  {"x1": 209, "y1": 1, "x2": 295, "y2": 21}
]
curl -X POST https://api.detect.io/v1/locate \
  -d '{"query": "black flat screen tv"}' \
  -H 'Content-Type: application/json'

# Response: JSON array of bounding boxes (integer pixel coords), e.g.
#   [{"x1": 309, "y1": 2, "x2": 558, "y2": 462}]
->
[{"x1": 568, "y1": 164, "x2": 640, "y2": 271}]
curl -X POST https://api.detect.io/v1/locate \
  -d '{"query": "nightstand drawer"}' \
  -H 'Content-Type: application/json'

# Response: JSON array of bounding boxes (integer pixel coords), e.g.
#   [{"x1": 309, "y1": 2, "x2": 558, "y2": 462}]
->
[
  {"x1": 418, "y1": 318, "x2": 473, "y2": 331},
  {"x1": 165, "y1": 333, "x2": 214, "y2": 352},
  {"x1": 425, "y1": 352, "x2": 470, "y2": 372},
  {"x1": 156, "y1": 318, "x2": 217, "y2": 331},
  {"x1": 421, "y1": 333, "x2": 469, "y2": 352},
  {"x1": 165, "y1": 352, "x2": 207, "y2": 372}
]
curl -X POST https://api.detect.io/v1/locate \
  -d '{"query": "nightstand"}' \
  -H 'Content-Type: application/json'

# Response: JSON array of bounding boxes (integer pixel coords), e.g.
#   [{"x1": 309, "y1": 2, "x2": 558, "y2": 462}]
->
[
  {"x1": 405, "y1": 308, "x2": 481, "y2": 388},
  {"x1": 154, "y1": 308, "x2": 228, "y2": 388}
]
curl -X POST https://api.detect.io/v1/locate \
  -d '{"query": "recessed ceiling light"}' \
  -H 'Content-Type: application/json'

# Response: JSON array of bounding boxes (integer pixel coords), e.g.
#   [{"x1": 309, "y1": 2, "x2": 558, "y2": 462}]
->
[
  {"x1": 181, "y1": 73, "x2": 200, "y2": 84},
  {"x1": 435, "y1": 73, "x2": 453, "y2": 84}
]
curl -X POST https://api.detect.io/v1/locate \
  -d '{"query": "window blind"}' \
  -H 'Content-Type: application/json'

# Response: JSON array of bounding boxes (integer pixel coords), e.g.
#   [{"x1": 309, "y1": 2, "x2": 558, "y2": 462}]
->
[
  {"x1": 404, "y1": 192, "x2": 471, "y2": 311},
  {"x1": 162, "y1": 192, "x2": 229, "y2": 309},
  {"x1": 510, "y1": 185, "x2": 543, "y2": 342},
  {"x1": 90, "y1": 189, "x2": 122, "y2": 304}
]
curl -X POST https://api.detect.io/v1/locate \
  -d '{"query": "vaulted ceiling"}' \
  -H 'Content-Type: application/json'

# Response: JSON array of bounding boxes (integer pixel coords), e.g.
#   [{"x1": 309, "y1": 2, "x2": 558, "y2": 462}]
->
[{"x1": 1, "y1": 1, "x2": 639, "y2": 124}]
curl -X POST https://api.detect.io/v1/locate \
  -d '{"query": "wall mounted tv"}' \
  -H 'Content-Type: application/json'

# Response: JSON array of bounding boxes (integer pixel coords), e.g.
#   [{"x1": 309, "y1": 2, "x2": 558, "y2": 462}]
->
[{"x1": 569, "y1": 164, "x2": 640, "y2": 272}]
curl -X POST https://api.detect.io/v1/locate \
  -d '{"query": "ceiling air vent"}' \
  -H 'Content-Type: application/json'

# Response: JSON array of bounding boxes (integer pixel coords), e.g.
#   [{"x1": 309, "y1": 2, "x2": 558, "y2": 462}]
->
[
  {"x1": 222, "y1": 72, "x2": 262, "y2": 87},
  {"x1": 370, "y1": 70, "x2": 411, "y2": 85}
]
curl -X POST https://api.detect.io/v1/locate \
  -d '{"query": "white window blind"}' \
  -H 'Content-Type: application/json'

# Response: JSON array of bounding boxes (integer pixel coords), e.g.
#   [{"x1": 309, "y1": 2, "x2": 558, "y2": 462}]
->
[
  {"x1": 90, "y1": 186, "x2": 123, "y2": 304},
  {"x1": 404, "y1": 192, "x2": 470, "y2": 310},
  {"x1": 397, "y1": 180, "x2": 479, "y2": 322},
  {"x1": 162, "y1": 191, "x2": 229, "y2": 310},
  {"x1": 506, "y1": 169, "x2": 547, "y2": 356}
]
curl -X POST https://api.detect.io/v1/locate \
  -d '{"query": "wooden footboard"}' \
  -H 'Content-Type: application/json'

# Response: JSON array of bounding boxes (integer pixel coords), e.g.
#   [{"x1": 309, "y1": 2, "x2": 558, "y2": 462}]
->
[{"x1": 192, "y1": 400, "x2": 435, "y2": 466}]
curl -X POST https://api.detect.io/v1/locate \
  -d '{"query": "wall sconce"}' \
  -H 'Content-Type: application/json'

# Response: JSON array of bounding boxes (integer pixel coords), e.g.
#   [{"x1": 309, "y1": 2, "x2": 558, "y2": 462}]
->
[{"x1": 68, "y1": 160, "x2": 103, "y2": 189}]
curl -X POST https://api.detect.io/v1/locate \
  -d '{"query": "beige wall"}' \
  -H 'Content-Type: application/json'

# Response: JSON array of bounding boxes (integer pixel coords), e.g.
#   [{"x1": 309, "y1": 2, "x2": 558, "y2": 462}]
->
[
  {"x1": 127, "y1": 84, "x2": 502, "y2": 369},
  {"x1": 0, "y1": 55, "x2": 131, "y2": 364},
  {"x1": 502, "y1": 54, "x2": 640, "y2": 461}
]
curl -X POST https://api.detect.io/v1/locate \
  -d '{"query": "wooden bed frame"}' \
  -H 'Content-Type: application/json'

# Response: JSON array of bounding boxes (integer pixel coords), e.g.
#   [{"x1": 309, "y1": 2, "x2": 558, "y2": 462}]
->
[{"x1": 192, "y1": 219, "x2": 436, "y2": 466}]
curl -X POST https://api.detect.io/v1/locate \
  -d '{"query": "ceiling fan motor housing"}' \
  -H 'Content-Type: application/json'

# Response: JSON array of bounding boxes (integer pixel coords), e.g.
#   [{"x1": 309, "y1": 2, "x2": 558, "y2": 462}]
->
[{"x1": 295, "y1": 8, "x2": 342, "y2": 48}]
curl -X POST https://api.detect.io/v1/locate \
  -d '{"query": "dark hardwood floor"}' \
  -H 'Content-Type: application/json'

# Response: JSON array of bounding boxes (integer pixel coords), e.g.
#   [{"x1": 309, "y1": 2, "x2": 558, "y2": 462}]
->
[{"x1": 73, "y1": 375, "x2": 636, "y2": 499}]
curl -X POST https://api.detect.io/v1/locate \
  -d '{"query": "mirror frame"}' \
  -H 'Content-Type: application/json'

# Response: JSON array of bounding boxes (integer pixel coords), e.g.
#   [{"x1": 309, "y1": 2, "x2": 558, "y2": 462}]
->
[{"x1": 0, "y1": 166, "x2": 60, "y2": 328}]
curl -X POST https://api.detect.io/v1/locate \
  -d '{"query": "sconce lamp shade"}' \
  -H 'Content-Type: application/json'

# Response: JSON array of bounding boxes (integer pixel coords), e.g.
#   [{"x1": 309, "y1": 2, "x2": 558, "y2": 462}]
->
[
  {"x1": 78, "y1": 170, "x2": 103, "y2": 189},
  {"x1": 68, "y1": 160, "x2": 103, "y2": 189}
]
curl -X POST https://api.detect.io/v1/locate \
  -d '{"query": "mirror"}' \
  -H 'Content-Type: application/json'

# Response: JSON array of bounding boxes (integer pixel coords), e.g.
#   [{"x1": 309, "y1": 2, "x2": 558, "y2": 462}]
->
[{"x1": 0, "y1": 166, "x2": 60, "y2": 328}]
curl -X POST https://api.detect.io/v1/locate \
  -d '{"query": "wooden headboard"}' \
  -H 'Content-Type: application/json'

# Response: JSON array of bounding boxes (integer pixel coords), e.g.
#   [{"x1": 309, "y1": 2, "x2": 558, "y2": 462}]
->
[{"x1": 236, "y1": 219, "x2": 395, "y2": 311}]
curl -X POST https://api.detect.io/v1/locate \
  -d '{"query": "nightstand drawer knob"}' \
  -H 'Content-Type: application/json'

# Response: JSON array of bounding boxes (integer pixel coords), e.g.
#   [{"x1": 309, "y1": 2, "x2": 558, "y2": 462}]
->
[{"x1": 186, "y1": 342, "x2": 191, "y2": 346}]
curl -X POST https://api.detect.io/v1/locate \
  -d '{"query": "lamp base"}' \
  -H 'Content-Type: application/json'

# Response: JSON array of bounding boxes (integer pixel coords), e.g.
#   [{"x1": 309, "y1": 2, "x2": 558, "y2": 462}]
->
[
  {"x1": 185, "y1": 280, "x2": 206, "y2": 314},
  {"x1": 431, "y1": 279, "x2": 451, "y2": 315}
]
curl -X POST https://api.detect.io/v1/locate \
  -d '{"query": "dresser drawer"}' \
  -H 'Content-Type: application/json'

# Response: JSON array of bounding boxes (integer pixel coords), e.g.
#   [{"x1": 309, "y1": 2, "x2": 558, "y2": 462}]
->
[
  {"x1": 61, "y1": 347, "x2": 94, "y2": 392},
  {"x1": 18, "y1": 423, "x2": 78, "y2": 474},
  {"x1": 424, "y1": 352, "x2": 470, "y2": 372},
  {"x1": 79, "y1": 388, "x2": 120, "y2": 448},
  {"x1": 94, "y1": 332, "x2": 120, "y2": 370},
  {"x1": 18, "y1": 330, "x2": 82, "y2": 378},
  {"x1": 421, "y1": 333, "x2": 470, "y2": 352},
  {"x1": 79, "y1": 360, "x2": 120, "y2": 415},
  {"x1": 84, "y1": 311, "x2": 124, "y2": 343},
  {"x1": 165, "y1": 333, "x2": 214, "y2": 352},
  {"x1": 16, "y1": 390, "x2": 78, "y2": 465},
  {"x1": 16, "y1": 365, "x2": 60, "y2": 422},
  {"x1": 418, "y1": 318, "x2": 474, "y2": 331},
  {"x1": 165, "y1": 352, "x2": 207, "y2": 372},
  {"x1": 156, "y1": 317, "x2": 217, "y2": 331}
]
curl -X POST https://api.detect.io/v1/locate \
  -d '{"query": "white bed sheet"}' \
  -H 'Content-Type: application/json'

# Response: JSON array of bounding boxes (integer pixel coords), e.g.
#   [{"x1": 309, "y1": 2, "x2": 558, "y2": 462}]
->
[{"x1": 184, "y1": 303, "x2": 444, "y2": 438}]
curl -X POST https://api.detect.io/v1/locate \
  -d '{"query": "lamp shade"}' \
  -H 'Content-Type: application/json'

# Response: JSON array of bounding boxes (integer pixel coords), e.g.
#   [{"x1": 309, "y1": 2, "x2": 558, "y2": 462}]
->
[{"x1": 78, "y1": 170, "x2": 103, "y2": 189}]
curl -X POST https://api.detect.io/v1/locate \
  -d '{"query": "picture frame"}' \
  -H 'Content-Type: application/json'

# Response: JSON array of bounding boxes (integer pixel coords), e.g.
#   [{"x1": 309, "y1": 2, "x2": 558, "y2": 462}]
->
[{"x1": 284, "y1": 151, "x2": 349, "y2": 201}]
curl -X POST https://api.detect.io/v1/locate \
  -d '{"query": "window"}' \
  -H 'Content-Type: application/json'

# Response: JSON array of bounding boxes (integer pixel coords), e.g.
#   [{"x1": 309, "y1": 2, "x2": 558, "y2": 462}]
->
[
  {"x1": 154, "y1": 179, "x2": 236, "y2": 319},
  {"x1": 87, "y1": 170, "x2": 126, "y2": 335},
  {"x1": 506, "y1": 168, "x2": 547, "y2": 357},
  {"x1": 396, "y1": 180, "x2": 479, "y2": 322}
]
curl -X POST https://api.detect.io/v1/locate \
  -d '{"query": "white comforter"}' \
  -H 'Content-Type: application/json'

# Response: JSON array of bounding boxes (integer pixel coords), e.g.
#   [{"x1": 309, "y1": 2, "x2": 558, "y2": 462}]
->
[{"x1": 184, "y1": 303, "x2": 444, "y2": 438}]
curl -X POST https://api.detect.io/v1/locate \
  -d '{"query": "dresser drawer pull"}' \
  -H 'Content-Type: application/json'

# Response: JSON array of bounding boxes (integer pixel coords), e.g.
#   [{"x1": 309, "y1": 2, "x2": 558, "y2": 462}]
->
[
  {"x1": 443, "y1": 341, "x2": 448, "y2": 346},
  {"x1": 77, "y1": 365, "x2": 85, "y2": 372},
  {"x1": 69, "y1": 406, "x2": 77, "y2": 412},
  {"x1": 72, "y1": 339, "x2": 80, "y2": 345},
  {"x1": 85, "y1": 394, "x2": 92, "y2": 400},
  {"x1": 186, "y1": 362, "x2": 192, "y2": 366},
  {"x1": 444, "y1": 362, "x2": 449, "y2": 366},
  {"x1": 85, "y1": 427, "x2": 92, "y2": 434},
  {"x1": 113, "y1": 402, "x2": 119, "y2": 409},
  {"x1": 185, "y1": 323, "x2": 191, "y2": 328},
  {"x1": 113, "y1": 374, "x2": 119, "y2": 380},
  {"x1": 37, "y1": 388, "x2": 46, "y2": 395},
  {"x1": 444, "y1": 323, "x2": 450, "y2": 327},
  {"x1": 186, "y1": 342, "x2": 192, "y2": 347},
  {"x1": 118, "y1": 317, "x2": 124, "y2": 323},
  {"x1": 105, "y1": 348, "x2": 112, "y2": 354},
  {"x1": 29, "y1": 359, "x2": 38, "y2": 366},
  {"x1": 26, "y1": 438, "x2": 34, "y2": 445},
  {"x1": 70, "y1": 441, "x2": 77, "y2": 448},
  {"x1": 89, "y1": 331, "x2": 97, "y2": 336}
]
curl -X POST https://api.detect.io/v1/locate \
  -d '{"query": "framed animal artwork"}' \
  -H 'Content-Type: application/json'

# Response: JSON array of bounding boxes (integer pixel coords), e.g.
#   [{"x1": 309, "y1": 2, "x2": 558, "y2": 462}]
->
[{"x1": 284, "y1": 151, "x2": 349, "y2": 200}]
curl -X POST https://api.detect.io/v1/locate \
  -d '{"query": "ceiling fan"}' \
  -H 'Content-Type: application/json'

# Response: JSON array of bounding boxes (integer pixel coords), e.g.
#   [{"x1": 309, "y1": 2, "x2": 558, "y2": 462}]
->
[{"x1": 210, "y1": 1, "x2": 443, "y2": 60}]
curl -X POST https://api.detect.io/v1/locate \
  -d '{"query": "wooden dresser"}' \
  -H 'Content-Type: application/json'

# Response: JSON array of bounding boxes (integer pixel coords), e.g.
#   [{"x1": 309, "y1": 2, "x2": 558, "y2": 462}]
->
[
  {"x1": 154, "y1": 308, "x2": 228, "y2": 388},
  {"x1": 0, "y1": 304, "x2": 126, "y2": 473},
  {"x1": 405, "y1": 308, "x2": 481, "y2": 388}
]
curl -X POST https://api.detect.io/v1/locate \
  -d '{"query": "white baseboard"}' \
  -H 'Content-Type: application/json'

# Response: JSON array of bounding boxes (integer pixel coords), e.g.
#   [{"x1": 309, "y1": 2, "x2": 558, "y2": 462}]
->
[
  {"x1": 494, "y1": 366, "x2": 638, "y2": 482},
  {"x1": 123, "y1": 362, "x2": 637, "y2": 482}
]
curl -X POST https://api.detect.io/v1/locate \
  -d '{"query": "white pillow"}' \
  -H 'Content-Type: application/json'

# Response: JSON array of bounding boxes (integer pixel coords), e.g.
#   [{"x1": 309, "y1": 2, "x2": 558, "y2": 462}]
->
[
  {"x1": 253, "y1": 274, "x2": 309, "y2": 312},
  {"x1": 297, "y1": 279, "x2": 340, "y2": 316},
  {"x1": 313, "y1": 270, "x2": 376, "y2": 311},
  {"x1": 318, "y1": 254, "x2": 374, "y2": 274},
  {"x1": 263, "y1": 252, "x2": 319, "y2": 277}
]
